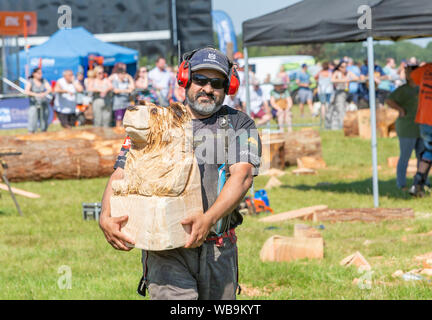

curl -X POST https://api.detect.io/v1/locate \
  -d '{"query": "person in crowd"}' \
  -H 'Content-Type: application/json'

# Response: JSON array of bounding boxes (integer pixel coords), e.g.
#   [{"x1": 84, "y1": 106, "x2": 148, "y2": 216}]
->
[
  {"x1": 54, "y1": 70, "x2": 83, "y2": 128},
  {"x1": 296, "y1": 63, "x2": 314, "y2": 117},
  {"x1": 235, "y1": 61, "x2": 256, "y2": 112},
  {"x1": 135, "y1": 66, "x2": 149, "y2": 90},
  {"x1": 409, "y1": 57, "x2": 418, "y2": 66},
  {"x1": 326, "y1": 60, "x2": 358, "y2": 130},
  {"x1": 148, "y1": 56, "x2": 171, "y2": 107},
  {"x1": 386, "y1": 64, "x2": 426, "y2": 190},
  {"x1": 276, "y1": 65, "x2": 289, "y2": 87},
  {"x1": 346, "y1": 59, "x2": 361, "y2": 107},
  {"x1": 269, "y1": 77, "x2": 293, "y2": 132},
  {"x1": 377, "y1": 58, "x2": 397, "y2": 108},
  {"x1": 88, "y1": 66, "x2": 112, "y2": 127},
  {"x1": 85, "y1": 69, "x2": 96, "y2": 89},
  {"x1": 24, "y1": 67, "x2": 52, "y2": 133},
  {"x1": 358, "y1": 60, "x2": 385, "y2": 108},
  {"x1": 315, "y1": 61, "x2": 334, "y2": 119},
  {"x1": 241, "y1": 79, "x2": 272, "y2": 126},
  {"x1": 396, "y1": 59, "x2": 408, "y2": 87},
  {"x1": 408, "y1": 62, "x2": 432, "y2": 196},
  {"x1": 111, "y1": 65, "x2": 135, "y2": 127}
]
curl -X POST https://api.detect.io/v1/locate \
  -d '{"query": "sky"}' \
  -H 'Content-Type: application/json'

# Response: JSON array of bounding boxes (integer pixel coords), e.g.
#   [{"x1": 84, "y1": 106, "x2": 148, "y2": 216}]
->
[{"x1": 211, "y1": 0, "x2": 431, "y2": 47}]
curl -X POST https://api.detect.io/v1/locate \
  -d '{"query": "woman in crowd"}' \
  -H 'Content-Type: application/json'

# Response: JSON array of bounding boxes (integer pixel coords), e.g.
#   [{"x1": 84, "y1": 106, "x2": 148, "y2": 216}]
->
[
  {"x1": 326, "y1": 60, "x2": 358, "y2": 130},
  {"x1": 24, "y1": 67, "x2": 52, "y2": 133},
  {"x1": 269, "y1": 77, "x2": 293, "y2": 133},
  {"x1": 111, "y1": 65, "x2": 135, "y2": 127},
  {"x1": 134, "y1": 67, "x2": 149, "y2": 90},
  {"x1": 315, "y1": 62, "x2": 334, "y2": 120},
  {"x1": 88, "y1": 66, "x2": 112, "y2": 127}
]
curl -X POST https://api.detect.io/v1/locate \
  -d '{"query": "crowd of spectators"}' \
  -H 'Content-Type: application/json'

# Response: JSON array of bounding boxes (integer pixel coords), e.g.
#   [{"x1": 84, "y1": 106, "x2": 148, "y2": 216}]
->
[{"x1": 25, "y1": 56, "x2": 184, "y2": 132}]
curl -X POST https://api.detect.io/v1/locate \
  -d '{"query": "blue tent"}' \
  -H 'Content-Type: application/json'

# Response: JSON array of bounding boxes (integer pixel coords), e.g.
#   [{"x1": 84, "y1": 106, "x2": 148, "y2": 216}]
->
[{"x1": 19, "y1": 27, "x2": 139, "y2": 82}]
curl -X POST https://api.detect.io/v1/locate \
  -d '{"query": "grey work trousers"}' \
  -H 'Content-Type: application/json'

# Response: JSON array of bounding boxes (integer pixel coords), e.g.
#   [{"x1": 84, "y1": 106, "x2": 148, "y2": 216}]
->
[{"x1": 142, "y1": 237, "x2": 239, "y2": 300}]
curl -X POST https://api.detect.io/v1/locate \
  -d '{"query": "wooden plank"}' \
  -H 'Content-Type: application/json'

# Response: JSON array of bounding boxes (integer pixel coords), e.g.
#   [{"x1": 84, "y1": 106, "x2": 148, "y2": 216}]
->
[
  {"x1": 312, "y1": 208, "x2": 414, "y2": 222},
  {"x1": 260, "y1": 235, "x2": 324, "y2": 262},
  {"x1": 0, "y1": 183, "x2": 40, "y2": 198},
  {"x1": 259, "y1": 205, "x2": 328, "y2": 223}
]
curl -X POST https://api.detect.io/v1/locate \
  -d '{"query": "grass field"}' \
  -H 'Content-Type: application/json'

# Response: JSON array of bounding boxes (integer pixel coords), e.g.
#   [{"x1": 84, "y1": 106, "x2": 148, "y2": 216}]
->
[{"x1": 1, "y1": 109, "x2": 432, "y2": 300}]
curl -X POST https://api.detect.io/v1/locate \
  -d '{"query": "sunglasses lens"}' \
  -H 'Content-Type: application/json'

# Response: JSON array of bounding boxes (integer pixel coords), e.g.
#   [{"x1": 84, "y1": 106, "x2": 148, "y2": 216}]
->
[
  {"x1": 210, "y1": 79, "x2": 225, "y2": 89},
  {"x1": 192, "y1": 74, "x2": 225, "y2": 89},
  {"x1": 192, "y1": 74, "x2": 209, "y2": 87}
]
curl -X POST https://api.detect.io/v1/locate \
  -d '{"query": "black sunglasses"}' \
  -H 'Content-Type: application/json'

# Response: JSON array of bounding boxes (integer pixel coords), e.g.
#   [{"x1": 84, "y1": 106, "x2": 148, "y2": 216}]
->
[{"x1": 191, "y1": 73, "x2": 226, "y2": 90}]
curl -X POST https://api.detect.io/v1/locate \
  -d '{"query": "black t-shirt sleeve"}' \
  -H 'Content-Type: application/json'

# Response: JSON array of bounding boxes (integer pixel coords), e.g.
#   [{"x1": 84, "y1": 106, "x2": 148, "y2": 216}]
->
[
  {"x1": 113, "y1": 137, "x2": 131, "y2": 170},
  {"x1": 227, "y1": 110, "x2": 262, "y2": 176}
]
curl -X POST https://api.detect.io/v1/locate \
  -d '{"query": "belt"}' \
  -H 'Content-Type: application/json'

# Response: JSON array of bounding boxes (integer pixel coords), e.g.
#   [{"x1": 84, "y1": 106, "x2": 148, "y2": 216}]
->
[{"x1": 205, "y1": 228, "x2": 237, "y2": 247}]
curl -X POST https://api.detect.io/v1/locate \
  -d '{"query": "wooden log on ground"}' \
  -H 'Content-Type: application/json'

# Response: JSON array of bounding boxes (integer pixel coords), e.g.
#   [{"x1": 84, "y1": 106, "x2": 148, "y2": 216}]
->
[
  {"x1": 260, "y1": 235, "x2": 324, "y2": 262},
  {"x1": 0, "y1": 183, "x2": 40, "y2": 198},
  {"x1": 261, "y1": 129, "x2": 322, "y2": 166},
  {"x1": 0, "y1": 128, "x2": 125, "y2": 182},
  {"x1": 259, "y1": 205, "x2": 328, "y2": 223},
  {"x1": 343, "y1": 108, "x2": 399, "y2": 138},
  {"x1": 310, "y1": 208, "x2": 414, "y2": 223}
]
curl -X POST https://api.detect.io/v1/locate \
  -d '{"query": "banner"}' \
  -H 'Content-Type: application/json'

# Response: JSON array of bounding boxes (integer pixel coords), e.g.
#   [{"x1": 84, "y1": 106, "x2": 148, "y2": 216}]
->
[
  {"x1": 212, "y1": 10, "x2": 237, "y2": 56},
  {"x1": 0, "y1": 11, "x2": 37, "y2": 36},
  {"x1": 0, "y1": 98, "x2": 30, "y2": 129}
]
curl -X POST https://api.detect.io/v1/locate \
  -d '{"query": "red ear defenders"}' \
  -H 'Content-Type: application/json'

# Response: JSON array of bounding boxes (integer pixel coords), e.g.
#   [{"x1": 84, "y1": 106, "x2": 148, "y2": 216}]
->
[{"x1": 177, "y1": 49, "x2": 240, "y2": 95}]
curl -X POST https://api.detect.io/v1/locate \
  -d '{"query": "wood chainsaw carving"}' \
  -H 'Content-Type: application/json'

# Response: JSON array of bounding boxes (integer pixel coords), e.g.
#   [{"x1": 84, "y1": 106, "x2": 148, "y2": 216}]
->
[{"x1": 110, "y1": 102, "x2": 203, "y2": 250}]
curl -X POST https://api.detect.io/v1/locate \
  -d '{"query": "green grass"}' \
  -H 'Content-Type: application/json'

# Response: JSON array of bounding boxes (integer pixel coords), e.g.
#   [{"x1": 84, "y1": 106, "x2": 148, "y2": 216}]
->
[{"x1": 1, "y1": 107, "x2": 432, "y2": 299}]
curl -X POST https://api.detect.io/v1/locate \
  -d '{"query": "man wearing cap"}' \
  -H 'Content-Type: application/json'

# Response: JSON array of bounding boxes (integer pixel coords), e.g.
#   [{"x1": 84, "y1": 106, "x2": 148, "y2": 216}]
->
[{"x1": 99, "y1": 47, "x2": 262, "y2": 300}]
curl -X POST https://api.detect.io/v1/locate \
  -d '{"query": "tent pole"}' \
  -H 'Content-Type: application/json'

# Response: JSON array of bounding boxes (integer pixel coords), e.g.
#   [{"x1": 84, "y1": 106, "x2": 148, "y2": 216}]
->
[
  {"x1": 367, "y1": 36, "x2": 379, "y2": 208},
  {"x1": 243, "y1": 46, "x2": 251, "y2": 116}
]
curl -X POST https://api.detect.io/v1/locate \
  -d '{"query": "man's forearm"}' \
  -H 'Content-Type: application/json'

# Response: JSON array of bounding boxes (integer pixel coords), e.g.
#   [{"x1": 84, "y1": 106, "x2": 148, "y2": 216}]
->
[
  {"x1": 205, "y1": 167, "x2": 253, "y2": 226},
  {"x1": 100, "y1": 168, "x2": 124, "y2": 222}
]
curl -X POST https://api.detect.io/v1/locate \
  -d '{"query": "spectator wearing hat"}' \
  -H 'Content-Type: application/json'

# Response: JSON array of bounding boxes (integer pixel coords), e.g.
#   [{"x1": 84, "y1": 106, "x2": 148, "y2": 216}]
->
[
  {"x1": 269, "y1": 77, "x2": 293, "y2": 132},
  {"x1": 240, "y1": 79, "x2": 272, "y2": 126},
  {"x1": 296, "y1": 63, "x2": 314, "y2": 117}
]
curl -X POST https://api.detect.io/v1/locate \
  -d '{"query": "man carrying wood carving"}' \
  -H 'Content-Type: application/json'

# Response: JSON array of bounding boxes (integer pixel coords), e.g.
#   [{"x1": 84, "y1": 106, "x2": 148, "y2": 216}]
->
[{"x1": 99, "y1": 47, "x2": 261, "y2": 300}]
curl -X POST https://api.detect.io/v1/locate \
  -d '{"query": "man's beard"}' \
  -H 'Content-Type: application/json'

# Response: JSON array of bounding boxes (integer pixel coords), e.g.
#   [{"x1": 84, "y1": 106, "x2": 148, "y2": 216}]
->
[{"x1": 186, "y1": 90, "x2": 223, "y2": 116}]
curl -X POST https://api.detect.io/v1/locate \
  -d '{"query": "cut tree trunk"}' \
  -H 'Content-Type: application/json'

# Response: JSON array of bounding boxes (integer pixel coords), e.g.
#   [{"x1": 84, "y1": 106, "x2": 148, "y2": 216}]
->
[
  {"x1": 261, "y1": 129, "x2": 322, "y2": 167},
  {"x1": 343, "y1": 108, "x2": 399, "y2": 138},
  {"x1": 260, "y1": 235, "x2": 324, "y2": 262},
  {"x1": 1, "y1": 128, "x2": 125, "y2": 182}
]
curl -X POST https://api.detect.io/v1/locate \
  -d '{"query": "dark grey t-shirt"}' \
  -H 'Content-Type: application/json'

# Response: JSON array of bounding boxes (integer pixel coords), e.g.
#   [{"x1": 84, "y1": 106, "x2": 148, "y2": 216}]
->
[{"x1": 114, "y1": 105, "x2": 261, "y2": 234}]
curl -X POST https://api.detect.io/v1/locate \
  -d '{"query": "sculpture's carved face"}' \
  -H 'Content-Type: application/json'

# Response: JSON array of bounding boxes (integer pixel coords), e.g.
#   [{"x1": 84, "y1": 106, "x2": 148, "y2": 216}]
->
[{"x1": 123, "y1": 102, "x2": 189, "y2": 146}]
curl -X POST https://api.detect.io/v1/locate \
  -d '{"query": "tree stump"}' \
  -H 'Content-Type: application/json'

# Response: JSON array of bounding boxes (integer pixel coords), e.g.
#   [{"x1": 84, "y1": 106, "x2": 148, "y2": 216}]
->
[{"x1": 343, "y1": 108, "x2": 399, "y2": 138}]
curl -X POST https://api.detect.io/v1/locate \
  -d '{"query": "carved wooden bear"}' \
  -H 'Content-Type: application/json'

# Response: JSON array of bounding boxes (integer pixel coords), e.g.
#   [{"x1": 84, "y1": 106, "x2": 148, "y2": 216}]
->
[{"x1": 110, "y1": 102, "x2": 203, "y2": 250}]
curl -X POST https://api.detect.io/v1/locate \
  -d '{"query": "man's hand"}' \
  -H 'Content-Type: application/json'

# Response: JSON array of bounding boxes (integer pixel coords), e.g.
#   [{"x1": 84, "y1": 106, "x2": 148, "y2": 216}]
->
[
  {"x1": 181, "y1": 212, "x2": 213, "y2": 248},
  {"x1": 99, "y1": 215, "x2": 135, "y2": 251}
]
